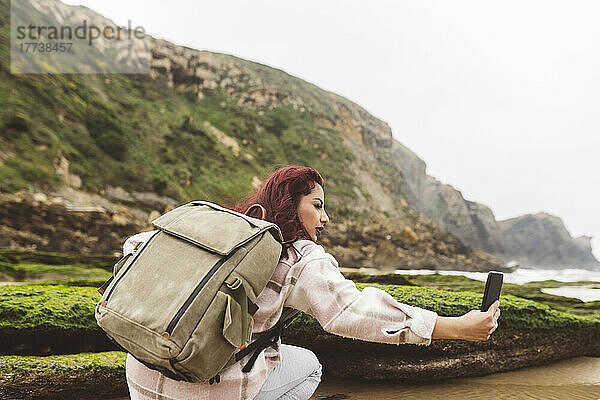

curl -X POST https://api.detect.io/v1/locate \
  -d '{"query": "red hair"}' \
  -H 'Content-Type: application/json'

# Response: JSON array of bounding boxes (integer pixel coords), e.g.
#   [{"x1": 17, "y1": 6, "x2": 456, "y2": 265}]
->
[{"x1": 226, "y1": 165, "x2": 324, "y2": 247}]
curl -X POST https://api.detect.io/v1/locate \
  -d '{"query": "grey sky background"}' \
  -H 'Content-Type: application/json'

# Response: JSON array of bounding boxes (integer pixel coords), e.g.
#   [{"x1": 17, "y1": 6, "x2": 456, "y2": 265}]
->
[{"x1": 63, "y1": 0, "x2": 600, "y2": 260}]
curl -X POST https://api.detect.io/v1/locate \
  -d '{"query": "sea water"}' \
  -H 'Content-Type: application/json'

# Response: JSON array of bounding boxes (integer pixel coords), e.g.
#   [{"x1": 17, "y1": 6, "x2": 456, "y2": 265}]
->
[{"x1": 396, "y1": 267, "x2": 600, "y2": 302}]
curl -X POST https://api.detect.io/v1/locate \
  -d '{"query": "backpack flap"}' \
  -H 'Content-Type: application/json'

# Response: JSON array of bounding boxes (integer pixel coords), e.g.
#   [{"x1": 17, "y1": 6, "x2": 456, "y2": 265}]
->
[{"x1": 152, "y1": 201, "x2": 283, "y2": 256}]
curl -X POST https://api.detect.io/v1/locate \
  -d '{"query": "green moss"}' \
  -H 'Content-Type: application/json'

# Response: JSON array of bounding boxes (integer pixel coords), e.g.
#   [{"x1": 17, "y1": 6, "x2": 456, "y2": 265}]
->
[
  {"x1": 0, "y1": 285, "x2": 100, "y2": 331},
  {"x1": 522, "y1": 279, "x2": 600, "y2": 288},
  {"x1": 0, "y1": 351, "x2": 125, "y2": 377},
  {"x1": 3, "y1": 278, "x2": 597, "y2": 348},
  {"x1": 0, "y1": 352, "x2": 127, "y2": 399}
]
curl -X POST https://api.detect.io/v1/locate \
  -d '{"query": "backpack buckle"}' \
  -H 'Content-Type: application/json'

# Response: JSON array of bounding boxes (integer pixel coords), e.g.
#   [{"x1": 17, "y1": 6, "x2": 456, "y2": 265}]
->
[{"x1": 226, "y1": 277, "x2": 242, "y2": 290}]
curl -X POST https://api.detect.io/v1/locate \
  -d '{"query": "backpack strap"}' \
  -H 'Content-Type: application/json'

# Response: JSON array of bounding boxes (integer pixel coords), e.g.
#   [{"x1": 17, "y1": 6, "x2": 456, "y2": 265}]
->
[
  {"x1": 235, "y1": 307, "x2": 299, "y2": 373},
  {"x1": 244, "y1": 203, "x2": 267, "y2": 220},
  {"x1": 97, "y1": 240, "x2": 146, "y2": 295},
  {"x1": 97, "y1": 275, "x2": 113, "y2": 295}
]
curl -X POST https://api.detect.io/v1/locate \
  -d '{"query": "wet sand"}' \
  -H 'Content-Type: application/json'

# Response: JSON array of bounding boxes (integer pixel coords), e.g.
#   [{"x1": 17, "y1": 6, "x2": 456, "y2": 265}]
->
[{"x1": 310, "y1": 356, "x2": 600, "y2": 400}]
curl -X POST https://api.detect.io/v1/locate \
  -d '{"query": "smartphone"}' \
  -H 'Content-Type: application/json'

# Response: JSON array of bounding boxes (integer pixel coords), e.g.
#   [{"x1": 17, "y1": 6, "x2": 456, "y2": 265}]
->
[{"x1": 481, "y1": 271, "x2": 503, "y2": 311}]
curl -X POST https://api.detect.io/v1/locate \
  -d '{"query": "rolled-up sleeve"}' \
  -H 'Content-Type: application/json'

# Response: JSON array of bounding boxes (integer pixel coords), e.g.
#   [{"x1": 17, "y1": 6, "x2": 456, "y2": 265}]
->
[{"x1": 285, "y1": 252, "x2": 438, "y2": 346}]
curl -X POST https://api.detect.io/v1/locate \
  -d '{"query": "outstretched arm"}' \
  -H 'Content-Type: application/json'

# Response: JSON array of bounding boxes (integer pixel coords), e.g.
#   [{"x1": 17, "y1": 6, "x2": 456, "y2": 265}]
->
[
  {"x1": 284, "y1": 244, "x2": 501, "y2": 345},
  {"x1": 285, "y1": 251, "x2": 439, "y2": 346}
]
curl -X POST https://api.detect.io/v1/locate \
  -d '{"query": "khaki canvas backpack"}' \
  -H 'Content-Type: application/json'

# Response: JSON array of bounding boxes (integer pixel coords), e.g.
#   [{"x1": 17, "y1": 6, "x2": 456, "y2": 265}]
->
[{"x1": 95, "y1": 200, "x2": 295, "y2": 383}]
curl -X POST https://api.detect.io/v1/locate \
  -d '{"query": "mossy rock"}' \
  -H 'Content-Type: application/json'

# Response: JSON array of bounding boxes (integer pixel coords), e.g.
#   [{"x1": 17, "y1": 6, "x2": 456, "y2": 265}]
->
[
  {"x1": 0, "y1": 285, "x2": 112, "y2": 355},
  {"x1": 0, "y1": 352, "x2": 127, "y2": 400},
  {"x1": 288, "y1": 329, "x2": 600, "y2": 380},
  {"x1": 1, "y1": 282, "x2": 599, "y2": 383},
  {"x1": 2, "y1": 281, "x2": 598, "y2": 355},
  {"x1": 0, "y1": 285, "x2": 100, "y2": 330}
]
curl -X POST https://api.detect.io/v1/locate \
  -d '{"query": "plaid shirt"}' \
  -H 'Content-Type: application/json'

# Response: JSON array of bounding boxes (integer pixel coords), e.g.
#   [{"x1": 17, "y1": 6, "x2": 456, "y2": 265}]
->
[{"x1": 124, "y1": 232, "x2": 438, "y2": 400}]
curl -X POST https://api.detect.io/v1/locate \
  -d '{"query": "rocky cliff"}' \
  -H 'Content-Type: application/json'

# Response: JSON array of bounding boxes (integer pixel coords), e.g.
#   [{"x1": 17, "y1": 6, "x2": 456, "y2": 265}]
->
[
  {"x1": 149, "y1": 37, "x2": 408, "y2": 219},
  {"x1": 147, "y1": 39, "x2": 598, "y2": 269}
]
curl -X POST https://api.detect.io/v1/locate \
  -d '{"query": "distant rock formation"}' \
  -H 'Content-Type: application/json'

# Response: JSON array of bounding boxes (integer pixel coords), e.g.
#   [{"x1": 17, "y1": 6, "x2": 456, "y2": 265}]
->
[
  {"x1": 390, "y1": 140, "x2": 598, "y2": 269},
  {"x1": 498, "y1": 213, "x2": 599, "y2": 269}
]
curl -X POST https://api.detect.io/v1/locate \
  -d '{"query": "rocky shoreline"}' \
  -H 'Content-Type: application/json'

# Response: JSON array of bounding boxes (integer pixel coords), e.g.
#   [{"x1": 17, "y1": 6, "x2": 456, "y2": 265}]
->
[
  {"x1": 1, "y1": 274, "x2": 598, "y2": 399},
  {"x1": 0, "y1": 194, "x2": 595, "y2": 398},
  {"x1": 3, "y1": 328, "x2": 599, "y2": 400}
]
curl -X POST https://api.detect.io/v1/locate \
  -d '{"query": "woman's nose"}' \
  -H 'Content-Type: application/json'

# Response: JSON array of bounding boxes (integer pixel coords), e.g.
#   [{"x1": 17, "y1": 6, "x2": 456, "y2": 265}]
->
[{"x1": 321, "y1": 210, "x2": 329, "y2": 224}]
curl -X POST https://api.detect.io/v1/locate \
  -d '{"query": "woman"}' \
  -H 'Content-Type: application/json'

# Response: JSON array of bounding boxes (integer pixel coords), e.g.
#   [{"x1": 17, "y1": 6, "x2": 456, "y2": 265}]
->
[{"x1": 125, "y1": 165, "x2": 501, "y2": 400}]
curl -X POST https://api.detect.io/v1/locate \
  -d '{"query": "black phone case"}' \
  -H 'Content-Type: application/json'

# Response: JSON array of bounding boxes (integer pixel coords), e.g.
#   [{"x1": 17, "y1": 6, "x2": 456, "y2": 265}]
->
[{"x1": 481, "y1": 271, "x2": 503, "y2": 311}]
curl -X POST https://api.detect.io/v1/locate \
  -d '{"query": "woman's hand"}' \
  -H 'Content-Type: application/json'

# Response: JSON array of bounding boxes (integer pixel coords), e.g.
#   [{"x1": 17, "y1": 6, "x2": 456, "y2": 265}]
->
[
  {"x1": 432, "y1": 300, "x2": 501, "y2": 341},
  {"x1": 457, "y1": 300, "x2": 501, "y2": 341}
]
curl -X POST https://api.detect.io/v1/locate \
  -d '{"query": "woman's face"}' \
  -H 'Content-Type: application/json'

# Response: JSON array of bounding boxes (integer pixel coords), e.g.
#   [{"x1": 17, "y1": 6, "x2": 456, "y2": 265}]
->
[{"x1": 297, "y1": 183, "x2": 329, "y2": 241}]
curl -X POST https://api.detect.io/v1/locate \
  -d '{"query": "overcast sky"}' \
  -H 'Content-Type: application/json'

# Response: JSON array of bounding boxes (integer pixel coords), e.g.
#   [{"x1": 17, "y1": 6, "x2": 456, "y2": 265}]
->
[{"x1": 63, "y1": 0, "x2": 600, "y2": 260}]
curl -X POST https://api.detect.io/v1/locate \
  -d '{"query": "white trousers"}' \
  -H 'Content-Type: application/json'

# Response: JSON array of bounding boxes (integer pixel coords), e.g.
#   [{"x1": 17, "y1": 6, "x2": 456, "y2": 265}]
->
[{"x1": 253, "y1": 344, "x2": 322, "y2": 400}]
